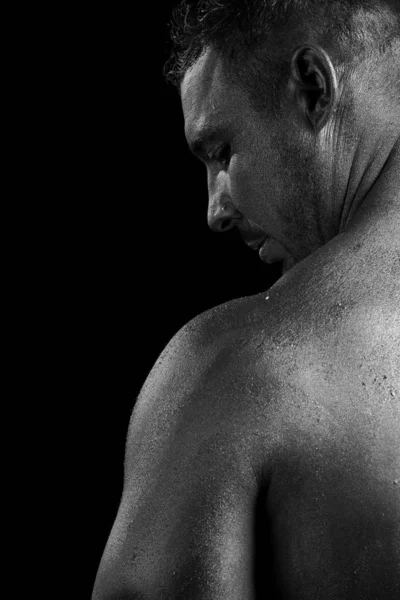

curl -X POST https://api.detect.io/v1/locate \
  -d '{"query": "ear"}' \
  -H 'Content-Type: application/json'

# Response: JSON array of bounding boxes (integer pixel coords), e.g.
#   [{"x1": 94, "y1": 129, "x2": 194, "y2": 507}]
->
[{"x1": 290, "y1": 45, "x2": 338, "y2": 132}]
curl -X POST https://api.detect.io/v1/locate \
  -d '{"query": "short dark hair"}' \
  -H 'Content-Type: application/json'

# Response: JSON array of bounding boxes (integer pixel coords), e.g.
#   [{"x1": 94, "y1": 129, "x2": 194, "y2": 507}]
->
[{"x1": 164, "y1": 0, "x2": 399, "y2": 112}]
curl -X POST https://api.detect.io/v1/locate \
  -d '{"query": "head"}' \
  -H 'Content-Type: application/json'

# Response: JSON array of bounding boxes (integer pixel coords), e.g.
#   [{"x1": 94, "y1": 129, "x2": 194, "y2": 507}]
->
[{"x1": 165, "y1": 0, "x2": 400, "y2": 271}]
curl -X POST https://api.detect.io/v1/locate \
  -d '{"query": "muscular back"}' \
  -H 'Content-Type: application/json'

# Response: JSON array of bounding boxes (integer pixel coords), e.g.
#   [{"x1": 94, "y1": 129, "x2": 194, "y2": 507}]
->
[{"x1": 93, "y1": 213, "x2": 400, "y2": 599}]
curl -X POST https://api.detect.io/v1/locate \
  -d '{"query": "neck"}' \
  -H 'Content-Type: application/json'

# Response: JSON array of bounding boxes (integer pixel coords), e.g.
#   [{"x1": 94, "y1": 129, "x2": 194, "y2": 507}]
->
[{"x1": 339, "y1": 132, "x2": 400, "y2": 234}]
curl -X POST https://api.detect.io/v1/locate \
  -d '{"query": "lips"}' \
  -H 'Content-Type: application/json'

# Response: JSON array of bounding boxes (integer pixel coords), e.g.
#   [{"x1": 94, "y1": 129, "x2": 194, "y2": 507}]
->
[
  {"x1": 238, "y1": 220, "x2": 269, "y2": 252},
  {"x1": 244, "y1": 235, "x2": 268, "y2": 252},
  {"x1": 238, "y1": 220, "x2": 295, "y2": 271}
]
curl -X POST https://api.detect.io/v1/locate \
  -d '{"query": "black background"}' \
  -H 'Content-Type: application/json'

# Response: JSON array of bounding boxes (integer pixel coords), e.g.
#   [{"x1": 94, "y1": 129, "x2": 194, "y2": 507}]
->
[{"x1": 73, "y1": 2, "x2": 281, "y2": 595}]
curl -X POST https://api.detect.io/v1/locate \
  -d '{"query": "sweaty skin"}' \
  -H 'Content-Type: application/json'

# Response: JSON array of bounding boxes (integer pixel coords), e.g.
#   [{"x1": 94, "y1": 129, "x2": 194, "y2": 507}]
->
[{"x1": 93, "y1": 42, "x2": 400, "y2": 599}]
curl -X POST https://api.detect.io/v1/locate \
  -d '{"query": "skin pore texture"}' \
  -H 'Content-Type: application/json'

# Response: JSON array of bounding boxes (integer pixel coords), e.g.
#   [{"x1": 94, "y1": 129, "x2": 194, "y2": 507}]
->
[
  {"x1": 181, "y1": 43, "x2": 399, "y2": 273},
  {"x1": 92, "y1": 11, "x2": 400, "y2": 600}
]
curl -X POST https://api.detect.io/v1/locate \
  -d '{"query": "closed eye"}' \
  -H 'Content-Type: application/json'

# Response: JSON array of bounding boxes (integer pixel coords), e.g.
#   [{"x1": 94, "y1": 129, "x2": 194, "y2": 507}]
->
[{"x1": 208, "y1": 144, "x2": 231, "y2": 168}]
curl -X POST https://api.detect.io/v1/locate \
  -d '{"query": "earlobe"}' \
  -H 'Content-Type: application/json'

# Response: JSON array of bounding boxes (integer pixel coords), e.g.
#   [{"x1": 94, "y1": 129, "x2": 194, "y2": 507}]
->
[{"x1": 290, "y1": 45, "x2": 338, "y2": 132}]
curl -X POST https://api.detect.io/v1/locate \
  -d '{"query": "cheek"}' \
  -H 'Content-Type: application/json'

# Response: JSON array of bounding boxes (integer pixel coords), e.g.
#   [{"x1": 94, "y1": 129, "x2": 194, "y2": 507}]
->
[{"x1": 229, "y1": 153, "x2": 265, "y2": 217}]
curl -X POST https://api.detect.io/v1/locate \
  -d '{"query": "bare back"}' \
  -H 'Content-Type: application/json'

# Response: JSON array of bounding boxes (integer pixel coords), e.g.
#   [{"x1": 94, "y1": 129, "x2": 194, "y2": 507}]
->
[{"x1": 92, "y1": 210, "x2": 400, "y2": 599}]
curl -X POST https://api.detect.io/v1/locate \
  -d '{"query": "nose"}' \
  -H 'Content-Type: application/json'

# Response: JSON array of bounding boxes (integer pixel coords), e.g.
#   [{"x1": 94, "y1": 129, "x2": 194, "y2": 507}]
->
[{"x1": 207, "y1": 197, "x2": 242, "y2": 232}]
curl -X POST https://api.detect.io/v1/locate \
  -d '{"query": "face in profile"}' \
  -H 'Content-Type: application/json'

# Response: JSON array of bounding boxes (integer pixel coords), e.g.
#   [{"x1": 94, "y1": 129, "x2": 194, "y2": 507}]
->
[{"x1": 181, "y1": 46, "x2": 335, "y2": 272}]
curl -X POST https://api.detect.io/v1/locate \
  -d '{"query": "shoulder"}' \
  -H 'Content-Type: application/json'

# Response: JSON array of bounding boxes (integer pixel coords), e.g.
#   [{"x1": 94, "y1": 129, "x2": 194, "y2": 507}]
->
[
  {"x1": 126, "y1": 293, "x2": 272, "y2": 461},
  {"x1": 95, "y1": 226, "x2": 400, "y2": 598},
  {"x1": 128, "y1": 224, "x2": 399, "y2": 472}
]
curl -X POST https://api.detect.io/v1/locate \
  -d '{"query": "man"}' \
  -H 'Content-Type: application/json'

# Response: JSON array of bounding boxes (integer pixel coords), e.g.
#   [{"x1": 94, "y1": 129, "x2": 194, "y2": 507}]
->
[{"x1": 93, "y1": 0, "x2": 399, "y2": 597}]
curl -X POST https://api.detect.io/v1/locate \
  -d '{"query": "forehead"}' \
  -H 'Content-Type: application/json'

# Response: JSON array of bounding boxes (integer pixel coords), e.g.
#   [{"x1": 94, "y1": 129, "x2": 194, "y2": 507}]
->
[{"x1": 181, "y1": 47, "x2": 249, "y2": 142}]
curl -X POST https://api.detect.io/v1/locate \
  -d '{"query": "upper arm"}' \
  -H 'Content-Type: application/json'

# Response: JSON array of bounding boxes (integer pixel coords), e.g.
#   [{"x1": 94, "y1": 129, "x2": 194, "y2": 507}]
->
[{"x1": 92, "y1": 318, "x2": 261, "y2": 600}]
